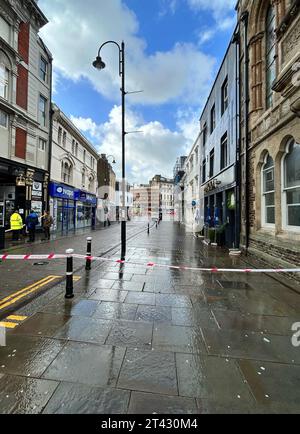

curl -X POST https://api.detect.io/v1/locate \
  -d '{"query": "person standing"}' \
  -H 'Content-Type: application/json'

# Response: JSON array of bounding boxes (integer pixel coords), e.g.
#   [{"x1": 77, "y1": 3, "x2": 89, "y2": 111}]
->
[
  {"x1": 10, "y1": 210, "x2": 23, "y2": 241},
  {"x1": 42, "y1": 211, "x2": 53, "y2": 241},
  {"x1": 25, "y1": 210, "x2": 39, "y2": 243},
  {"x1": 103, "y1": 193, "x2": 111, "y2": 227}
]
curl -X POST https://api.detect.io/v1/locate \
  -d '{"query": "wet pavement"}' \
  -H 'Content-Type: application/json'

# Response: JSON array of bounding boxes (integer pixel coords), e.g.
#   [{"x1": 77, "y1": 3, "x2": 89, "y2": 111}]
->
[{"x1": 0, "y1": 222, "x2": 300, "y2": 414}]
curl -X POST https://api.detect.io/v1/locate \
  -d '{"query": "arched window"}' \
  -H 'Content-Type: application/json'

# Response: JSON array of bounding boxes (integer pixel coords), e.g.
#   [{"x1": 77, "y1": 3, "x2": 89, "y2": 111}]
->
[
  {"x1": 262, "y1": 154, "x2": 275, "y2": 226},
  {"x1": 61, "y1": 161, "x2": 72, "y2": 184},
  {"x1": 266, "y1": 5, "x2": 276, "y2": 108},
  {"x1": 283, "y1": 140, "x2": 300, "y2": 228}
]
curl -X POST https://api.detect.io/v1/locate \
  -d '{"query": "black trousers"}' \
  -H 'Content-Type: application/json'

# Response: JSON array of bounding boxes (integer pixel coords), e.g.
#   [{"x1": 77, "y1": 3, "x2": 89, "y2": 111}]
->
[
  {"x1": 44, "y1": 227, "x2": 50, "y2": 240},
  {"x1": 12, "y1": 230, "x2": 20, "y2": 241},
  {"x1": 28, "y1": 228, "x2": 36, "y2": 242}
]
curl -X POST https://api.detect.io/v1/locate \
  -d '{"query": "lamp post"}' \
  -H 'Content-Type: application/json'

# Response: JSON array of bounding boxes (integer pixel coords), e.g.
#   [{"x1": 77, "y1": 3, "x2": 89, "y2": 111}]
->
[{"x1": 93, "y1": 41, "x2": 127, "y2": 260}]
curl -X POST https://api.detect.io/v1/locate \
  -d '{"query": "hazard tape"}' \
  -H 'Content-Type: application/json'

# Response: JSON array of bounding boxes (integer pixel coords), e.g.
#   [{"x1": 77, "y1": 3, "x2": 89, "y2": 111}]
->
[{"x1": 0, "y1": 253, "x2": 300, "y2": 274}]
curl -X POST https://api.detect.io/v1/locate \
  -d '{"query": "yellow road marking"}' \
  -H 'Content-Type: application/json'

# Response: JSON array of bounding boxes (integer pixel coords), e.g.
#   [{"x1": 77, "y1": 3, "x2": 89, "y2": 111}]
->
[
  {"x1": 6, "y1": 315, "x2": 27, "y2": 321},
  {"x1": 0, "y1": 322, "x2": 18, "y2": 329},
  {"x1": 0, "y1": 276, "x2": 61, "y2": 311},
  {"x1": 73, "y1": 276, "x2": 82, "y2": 282},
  {"x1": 0, "y1": 276, "x2": 59, "y2": 307}
]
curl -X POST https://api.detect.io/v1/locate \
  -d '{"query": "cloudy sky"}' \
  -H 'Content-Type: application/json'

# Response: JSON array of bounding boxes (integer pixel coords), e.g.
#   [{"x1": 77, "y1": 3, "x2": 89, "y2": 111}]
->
[{"x1": 39, "y1": 0, "x2": 237, "y2": 183}]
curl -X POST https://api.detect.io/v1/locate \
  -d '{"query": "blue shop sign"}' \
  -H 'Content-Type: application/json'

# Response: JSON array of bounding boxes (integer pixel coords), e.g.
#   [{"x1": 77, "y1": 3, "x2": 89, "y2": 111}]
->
[
  {"x1": 75, "y1": 190, "x2": 97, "y2": 205},
  {"x1": 49, "y1": 182, "x2": 76, "y2": 200}
]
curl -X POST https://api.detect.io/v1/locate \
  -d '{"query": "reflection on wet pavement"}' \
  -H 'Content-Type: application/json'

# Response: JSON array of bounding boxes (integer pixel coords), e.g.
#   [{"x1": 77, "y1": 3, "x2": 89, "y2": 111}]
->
[{"x1": 0, "y1": 222, "x2": 299, "y2": 413}]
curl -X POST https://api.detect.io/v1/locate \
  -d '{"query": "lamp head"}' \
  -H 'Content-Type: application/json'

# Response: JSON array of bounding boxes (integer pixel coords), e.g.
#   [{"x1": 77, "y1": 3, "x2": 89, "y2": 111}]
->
[{"x1": 93, "y1": 56, "x2": 106, "y2": 70}]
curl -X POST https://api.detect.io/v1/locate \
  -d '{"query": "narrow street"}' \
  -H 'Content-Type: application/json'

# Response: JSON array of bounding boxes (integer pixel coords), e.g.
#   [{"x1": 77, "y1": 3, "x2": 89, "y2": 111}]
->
[{"x1": 0, "y1": 222, "x2": 299, "y2": 414}]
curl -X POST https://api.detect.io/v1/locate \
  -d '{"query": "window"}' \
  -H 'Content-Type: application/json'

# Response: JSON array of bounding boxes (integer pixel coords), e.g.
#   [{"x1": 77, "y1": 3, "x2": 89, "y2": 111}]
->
[
  {"x1": 72, "y1": 139, "x2": 75, "y2": 155},
  {"x1": 209, "y1": 149, "x2": 215, "y2": 178},
  {"x1": 61, "y1": 161, "x2": 72, "y2": 184},
  {"x1": 38, "y1": 138, "x2": 46, "y2": 151},
  {"x1": 82, "y1": 169, "x2": 86, "y2": 188},
  {"x1": 262, "y1": 155, "x2": 275, "y2": 225},
  {"x1": 203, "y1": 123, "x2": 207, "y2": 146},
  {"x1": 220, "y1": 133, "x2": 228, "y2": 170},
  {"x1": 39, "y1": 56, "x2": 47, "y2": 82},
  {"x1": 266, "y1": 5, "x2": 276, "y2": 109},
  {"x1": 39, "y1": 95, "x2": 47, "y2": 126},
  {"x1": 195, "y1": 147, "x2": 199, "y2": 166},
  {"x1": 0, "y1": 16, "x2": 10, "y2": 43},
  {"x1": 83, "y1": 150, "x2": 86, "y2": 163},
  {"x1": 202, "y1": 159, "x2": 206, "y2": 184},
  {"x1": 58, "y1": 127, "x2": 62, "y2": 145},
  {"x1": 0, "y1": 64, "x2": 9, "y2": 100},
  {"x1": 210, "y1": 105, "x2": 216, "y2": 133},
  {"x1": 283, "y1": 140, "x2": 300, "y2": 228},
  {"x1": 75, "y1": 142, "x2": 78, "y2": 157},
  {"x1": 221, "y1": 77, "x2": 228, "y2": 115},
  {"x1": 62, "y1": 131, "x2": 67, "y2": 148},
  {"x1": 0, "y1": 109, "x2": 8, "y2": 128}
]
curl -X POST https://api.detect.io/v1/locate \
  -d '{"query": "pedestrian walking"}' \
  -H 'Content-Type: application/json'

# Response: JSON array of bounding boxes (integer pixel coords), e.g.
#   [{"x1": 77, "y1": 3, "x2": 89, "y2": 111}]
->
[
  {"x1": 10, "y1": 210, "x2": 23, "y2": 241},
  {"x1": 41, "y1": 211, "x2": 54, "y2": 241},
  {"x1": 25, "y1": 210, "x2": 39, "y2": 243},
  {"x1": 103, "y1": 193, "x2": 111, "y2": 227}
]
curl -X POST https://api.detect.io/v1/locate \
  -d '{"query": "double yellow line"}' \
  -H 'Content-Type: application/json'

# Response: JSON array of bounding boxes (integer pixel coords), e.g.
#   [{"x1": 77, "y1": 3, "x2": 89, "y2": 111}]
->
[{"x1": 0, "y1": 275, "x2": 61, "y2": 311}]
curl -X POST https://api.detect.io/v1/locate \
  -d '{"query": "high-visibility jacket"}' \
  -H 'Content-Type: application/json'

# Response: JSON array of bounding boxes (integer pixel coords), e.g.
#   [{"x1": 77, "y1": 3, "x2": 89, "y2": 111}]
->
[{"x1": 10, "y1": 213, "x2": 23, "y2": 231}]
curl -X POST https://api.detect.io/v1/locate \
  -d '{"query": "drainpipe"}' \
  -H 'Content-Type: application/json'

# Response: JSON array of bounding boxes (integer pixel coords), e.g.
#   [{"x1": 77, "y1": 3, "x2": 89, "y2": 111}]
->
[
  {"x1": 47, "y1": 56, "x2": 53, "y2": 212},
  {"x1": 232, "y1": 29, "x2": 241, "y2": 249},
  {"x1": 241, "y1": 11, "x2": 250, "y2": 251}
]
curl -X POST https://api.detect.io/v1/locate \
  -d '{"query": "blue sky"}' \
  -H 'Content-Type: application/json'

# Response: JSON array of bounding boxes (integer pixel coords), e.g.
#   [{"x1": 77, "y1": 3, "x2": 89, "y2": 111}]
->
[{"x1": 39, "y1": 0, "x2": 237, "y2": 183}]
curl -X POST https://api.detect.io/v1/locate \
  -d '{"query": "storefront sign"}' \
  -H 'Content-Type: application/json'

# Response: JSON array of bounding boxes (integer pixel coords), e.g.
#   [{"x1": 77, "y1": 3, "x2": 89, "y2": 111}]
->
[
  {"x1": 32, "y1": 182, "x2": 43, "y2": 199},
  {"x1": 49, "y1": 182, "x2": 76, "y2": 200},
  {"x1": 75, "y1": 190, "x2": 97, "y2": 205}
]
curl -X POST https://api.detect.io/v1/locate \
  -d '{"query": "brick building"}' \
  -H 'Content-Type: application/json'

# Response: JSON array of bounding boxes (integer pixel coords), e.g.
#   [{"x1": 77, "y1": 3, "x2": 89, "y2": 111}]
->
[{"x1": 0, "y1": 0, "x2": 52, "y2": 229}]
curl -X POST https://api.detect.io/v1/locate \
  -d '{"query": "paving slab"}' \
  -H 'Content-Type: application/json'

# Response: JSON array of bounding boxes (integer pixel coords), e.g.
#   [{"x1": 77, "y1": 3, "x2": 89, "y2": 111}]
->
[
  {"x1": 43, "y1": 382, "x2": 130, "y2": 414},
  {"x1": 128, "y1": 391, "x2": 198, "y2": 414},
  {"x1": 117, "y1": 349, "x2": 178, "y2": 396},
  {"x1": 42, "y1": 342, "x2": 125, "y2": 387}
]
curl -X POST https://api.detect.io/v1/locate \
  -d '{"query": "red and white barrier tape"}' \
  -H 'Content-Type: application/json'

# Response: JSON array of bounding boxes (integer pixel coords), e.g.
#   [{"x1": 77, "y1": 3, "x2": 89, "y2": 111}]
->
[{"x1": 0, "y1": 253, "x2": 300, "y2": 274}]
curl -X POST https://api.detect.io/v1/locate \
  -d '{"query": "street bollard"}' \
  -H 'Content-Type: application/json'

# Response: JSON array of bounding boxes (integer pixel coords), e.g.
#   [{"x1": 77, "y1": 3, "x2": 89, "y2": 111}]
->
[
  {"x1": 65, "y1": 249, "x2": 74, "y2": 299},
  {"x1": 147, "y1": 223, "x2": 150, "y2": 235},
  {"x1": 85, "y1": 237, "x2": 92, "y2": 271}
]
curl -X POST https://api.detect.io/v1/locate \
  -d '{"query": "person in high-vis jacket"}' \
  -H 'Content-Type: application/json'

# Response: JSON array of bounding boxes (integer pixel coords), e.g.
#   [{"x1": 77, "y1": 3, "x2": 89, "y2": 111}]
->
[{"x1": 10, "y1": 210, "x2": 23, "y2": 241}]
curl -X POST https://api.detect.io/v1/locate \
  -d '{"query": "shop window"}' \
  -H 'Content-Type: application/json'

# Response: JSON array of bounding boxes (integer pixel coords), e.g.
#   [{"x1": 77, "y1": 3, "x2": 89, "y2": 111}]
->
[
  {"x1": 266, "y1": 5, "x2": 276, "y2": 109},
  {"x1": 283, "y1": 140, "x2": 300, "y2": 228},
  {"x1": 262, "y1": 154, "x2": 275, "y2": 226}
]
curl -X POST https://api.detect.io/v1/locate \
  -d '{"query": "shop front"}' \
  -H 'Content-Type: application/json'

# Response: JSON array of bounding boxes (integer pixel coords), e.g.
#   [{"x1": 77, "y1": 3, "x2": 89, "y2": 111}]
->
[
  {"x1": 49, "y1": 182, "x2": 97, "y2": 234},
  {"x1": 0, "y1": 159, "x2": 48, "y2": 230},
  {"x1": 75, "y1": 191, "x2": 97, "y2": 230}
]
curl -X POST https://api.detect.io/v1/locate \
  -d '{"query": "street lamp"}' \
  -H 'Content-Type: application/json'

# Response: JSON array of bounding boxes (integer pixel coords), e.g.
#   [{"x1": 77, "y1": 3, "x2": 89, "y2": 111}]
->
[{"x1": 93, "y1": 41, "x2": 127, "y2": 260}]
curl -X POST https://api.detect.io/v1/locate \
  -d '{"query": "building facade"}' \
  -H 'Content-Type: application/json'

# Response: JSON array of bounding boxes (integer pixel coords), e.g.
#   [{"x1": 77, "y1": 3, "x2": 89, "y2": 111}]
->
[
  {"x1": 238, "y1": 0, "x2": 300, "y2": 266},
  {"x1": 131, "y1": 184, "x2": 160, "y2": 220},
  {"x1": 49, "y1": 104, "x2": 98, "y2": 234},
  {"x1": 173, "y1": 156, "x2": 186, "y2": 223},
  {"x1": 199, "y1": 33, "x2": 240, "y2": 248},
  {"x1": 182, "y1": 135, "x2": 202, "y2": 232},
  {"x1": 0, "y1": 0, "x2": 52, "y2": 229},
  {"x1": 150, "y1": 175, "x2": 174, "y2": 220}
]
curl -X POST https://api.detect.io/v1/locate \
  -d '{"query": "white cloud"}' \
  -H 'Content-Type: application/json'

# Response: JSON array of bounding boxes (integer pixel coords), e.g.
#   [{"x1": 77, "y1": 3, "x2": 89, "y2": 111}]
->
[
  {"x1": 70, "y1": 106, "x2": 195, "y2": 184},
  {"x1": 39, "y1": 0, "x2": 216, "y2": 106}
]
